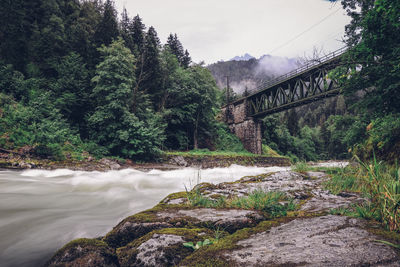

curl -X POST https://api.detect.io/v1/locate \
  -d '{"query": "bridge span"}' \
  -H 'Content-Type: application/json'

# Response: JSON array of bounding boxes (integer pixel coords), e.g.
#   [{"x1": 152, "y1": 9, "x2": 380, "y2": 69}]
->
[{"x1": 222, "y1": 47, "x2": 347, "y2": 154}]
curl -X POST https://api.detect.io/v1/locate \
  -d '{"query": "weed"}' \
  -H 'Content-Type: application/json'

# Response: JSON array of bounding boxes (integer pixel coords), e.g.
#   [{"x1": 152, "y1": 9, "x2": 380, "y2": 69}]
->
[{"x1": 183, "y1": 239, "x2": 213, "y2": 250}]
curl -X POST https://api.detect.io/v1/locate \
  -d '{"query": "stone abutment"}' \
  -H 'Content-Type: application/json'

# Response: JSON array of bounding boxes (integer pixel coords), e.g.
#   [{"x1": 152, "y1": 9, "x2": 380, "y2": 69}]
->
[{"x1": 221, "y1": 99, "x2": 262, "y2": 154}]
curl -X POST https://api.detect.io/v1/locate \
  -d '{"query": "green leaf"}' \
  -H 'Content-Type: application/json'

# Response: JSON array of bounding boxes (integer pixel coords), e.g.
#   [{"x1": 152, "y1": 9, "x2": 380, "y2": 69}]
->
[{"x1": 183, "y1": 242, "x2": 194, "y2": 249}]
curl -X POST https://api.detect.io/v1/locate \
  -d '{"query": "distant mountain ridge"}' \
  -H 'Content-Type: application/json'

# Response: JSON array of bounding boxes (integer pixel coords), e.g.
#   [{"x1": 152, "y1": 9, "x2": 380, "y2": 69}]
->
[
  {"x1": 208, "y1": 54, "x2": 300, "y2": 95},
  {"x1": 230, "y1": 53, "x2": 255, "y2": 61}
]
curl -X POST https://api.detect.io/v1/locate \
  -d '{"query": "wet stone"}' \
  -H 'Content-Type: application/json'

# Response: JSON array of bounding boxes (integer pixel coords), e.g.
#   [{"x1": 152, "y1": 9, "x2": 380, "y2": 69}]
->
[
  {"x1": 104, "y1": 221, "x2": 173, "y2": 248},
  {"x1": 45, "y1": 239, "x2": 119, "y2": 267},
  {"x1": 225, "y1": 215, "x2": 400, "y2": 266},
  {"x1": 200, "y1": 171, "x2": 320, "y2": 199},
  {"x1": 301, "y1": 189, "x2": 366, "y2": 212},
  {"x1": 118, "y1": 234, "x2": 185, "y2": 267},
  {"x1": 156, "y1": 208, "x2": 264, "y2": 233}
]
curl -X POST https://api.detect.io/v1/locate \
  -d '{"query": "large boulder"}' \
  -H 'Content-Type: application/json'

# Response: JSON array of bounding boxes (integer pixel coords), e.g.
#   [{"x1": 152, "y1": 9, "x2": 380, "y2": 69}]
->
[{"x1": 45, "y1": 238, "x2": 119, "y2": 267}]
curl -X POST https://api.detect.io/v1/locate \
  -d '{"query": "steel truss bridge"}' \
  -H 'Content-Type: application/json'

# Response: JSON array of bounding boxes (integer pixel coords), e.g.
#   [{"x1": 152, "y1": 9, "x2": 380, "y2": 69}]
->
[{"x1": 243, "y1": 47, "x2": 347, "y2": 117}]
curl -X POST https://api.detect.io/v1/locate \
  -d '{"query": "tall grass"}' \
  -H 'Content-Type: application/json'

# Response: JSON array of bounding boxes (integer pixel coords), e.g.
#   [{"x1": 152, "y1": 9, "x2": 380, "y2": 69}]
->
[
  {"x1": 325, "y1": 156, "x2": 400, "y2": 232},
  {"x1": 355, "y1": 155, "x2": 400, "y2": 231}
]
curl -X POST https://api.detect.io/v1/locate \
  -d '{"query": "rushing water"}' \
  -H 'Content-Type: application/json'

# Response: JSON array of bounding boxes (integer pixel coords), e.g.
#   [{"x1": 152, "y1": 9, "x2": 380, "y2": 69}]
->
[{"x1": 0, "y1": 165, "x2": 290, "y2": 267}]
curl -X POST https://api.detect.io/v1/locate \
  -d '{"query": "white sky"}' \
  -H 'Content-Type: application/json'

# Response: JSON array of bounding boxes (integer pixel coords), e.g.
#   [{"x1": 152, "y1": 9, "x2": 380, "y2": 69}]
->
[{"x1": 114, "y1": 0, "x2": 350, "y2": 64}]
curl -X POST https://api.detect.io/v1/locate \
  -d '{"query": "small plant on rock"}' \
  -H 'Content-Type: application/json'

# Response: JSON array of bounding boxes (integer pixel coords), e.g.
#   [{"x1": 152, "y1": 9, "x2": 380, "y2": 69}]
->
[{"x1": 183, "y1": 239, "x2": 213, "y2": 250}]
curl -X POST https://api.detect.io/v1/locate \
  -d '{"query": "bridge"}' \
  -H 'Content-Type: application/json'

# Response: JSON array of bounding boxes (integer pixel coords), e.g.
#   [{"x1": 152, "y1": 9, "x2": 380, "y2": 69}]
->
[{"x1": 222, "y1": 47, "x2": 347, "y2": 154}]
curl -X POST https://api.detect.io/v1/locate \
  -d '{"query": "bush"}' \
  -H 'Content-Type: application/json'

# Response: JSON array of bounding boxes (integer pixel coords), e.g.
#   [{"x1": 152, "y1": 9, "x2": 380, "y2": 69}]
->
[{"x1": 213, "y1": 122, "x2": 246, "y2": 153}]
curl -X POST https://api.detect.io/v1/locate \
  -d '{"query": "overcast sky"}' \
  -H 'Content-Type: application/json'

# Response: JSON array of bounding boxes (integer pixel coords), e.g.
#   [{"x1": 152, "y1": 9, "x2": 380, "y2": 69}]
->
[{"x1": 114, "y1": 0, "x2": 350, "y2": 64}]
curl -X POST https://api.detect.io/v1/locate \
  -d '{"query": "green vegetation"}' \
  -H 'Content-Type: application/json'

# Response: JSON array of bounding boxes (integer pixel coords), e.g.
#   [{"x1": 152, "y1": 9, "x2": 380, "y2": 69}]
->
[
  {"x1": 185, "y1": 188, "x2": 297, "y2": 218},
  {"x1": 0, "y1": 0, "x2": 240, "y2": 161},
  {"x1": 183, "y1": 239, "x2": 213, "y2": 250},
  {"x1": 167, "y1": 149, "x2": 256, "y2": 157},
  {"x1": 322, "y1": 158, "x2": 400, "y2": 232}
]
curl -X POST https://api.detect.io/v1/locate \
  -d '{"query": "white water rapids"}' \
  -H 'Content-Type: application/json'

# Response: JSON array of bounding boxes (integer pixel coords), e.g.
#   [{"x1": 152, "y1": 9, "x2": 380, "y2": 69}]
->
[{"x1": 0, "y1": 165, "x2": 291, "y2": 267}]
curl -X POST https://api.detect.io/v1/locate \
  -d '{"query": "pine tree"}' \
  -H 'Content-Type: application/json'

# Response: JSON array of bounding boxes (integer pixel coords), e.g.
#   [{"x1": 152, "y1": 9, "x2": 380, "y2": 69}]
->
[
  {"x1": 166, "y1": 33, "x2": 189, "y2": 67},
  {"x1": 119, "y1": 7, "x2": 134, "y2": 52},
  {"x1": 287, "y1": 109, "x2": 300, "y2": 137},
  {"x1": 88, "y1": 38, "x2": 164, "y2": 158},
  {"x1": 94, "y1": 0, "x2": 119, "y2": 47},
  {"x1": 129, "y1": 14, "x2": 146, "y2": 55},
  {"x1": 182, "y1": 49, "x2": 191, "y2": 68},
  {"x1": 141, "y1": 26, "x2": 162, "y2": 109}
]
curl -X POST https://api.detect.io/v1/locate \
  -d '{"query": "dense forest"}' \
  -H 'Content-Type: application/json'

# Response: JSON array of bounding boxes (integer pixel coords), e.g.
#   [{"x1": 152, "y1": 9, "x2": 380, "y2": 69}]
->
[
  {"x1": 0, "y1": 0, "x2": 399, "y2": 163},
  {"x1": 0, "y1": 0, "x2": 246, "y2": 161}
]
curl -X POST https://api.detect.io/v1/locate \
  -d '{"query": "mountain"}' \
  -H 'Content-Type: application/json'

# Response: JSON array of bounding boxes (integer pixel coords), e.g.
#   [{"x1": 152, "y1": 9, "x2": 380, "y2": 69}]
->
[
  {"x1": 230, "y1": 53, "x2": 255, "y2": 61},
  {"x1": 207, "y1": 54, "x2": 300, "y2": 96}
]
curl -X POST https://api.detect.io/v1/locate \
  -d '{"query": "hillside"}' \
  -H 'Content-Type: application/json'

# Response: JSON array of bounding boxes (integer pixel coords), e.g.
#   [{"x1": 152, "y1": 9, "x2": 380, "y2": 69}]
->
[{"x1": 207, "y1": 55, "x2": 299, "y2": 95}]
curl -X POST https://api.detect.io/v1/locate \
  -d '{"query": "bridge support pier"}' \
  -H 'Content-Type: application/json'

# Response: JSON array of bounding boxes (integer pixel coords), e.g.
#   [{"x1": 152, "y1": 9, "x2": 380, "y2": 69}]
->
[{"x1": 222, "y1": 100, "x2": 262, "y2": 155}]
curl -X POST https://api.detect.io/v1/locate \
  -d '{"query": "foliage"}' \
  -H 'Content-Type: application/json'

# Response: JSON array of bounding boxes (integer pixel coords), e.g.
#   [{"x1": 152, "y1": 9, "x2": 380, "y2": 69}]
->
[
  {"x1": 185, "y1": 187, "x2": 296, "y2": 218},
  {"x1": 166, "y1": 149, "x2": 256, "y2": 157},
  {"x1": 213, "y1": 122, "x2": 247, "y2": 153},
  {"x1": 354, "y1": 114, "x2": 400, "y2": 162},
  {"x1": 183, "y1": 239, "x2": 213, "y2": 250},
  {"x1": 324, "y1": 158, "x2": 400, "y2": 232},
  {"x1": 339, "y1": 0, "x2": 400, "y2": 115},
  {"x1": 88, "y1": 39, "x2": 165, "y2": 159}
]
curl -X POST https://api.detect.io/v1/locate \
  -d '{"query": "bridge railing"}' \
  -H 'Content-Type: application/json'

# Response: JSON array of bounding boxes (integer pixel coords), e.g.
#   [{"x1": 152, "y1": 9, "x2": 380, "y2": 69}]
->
[{"x1": 251, "y1": 46, "x2": 348, "y2": 94}]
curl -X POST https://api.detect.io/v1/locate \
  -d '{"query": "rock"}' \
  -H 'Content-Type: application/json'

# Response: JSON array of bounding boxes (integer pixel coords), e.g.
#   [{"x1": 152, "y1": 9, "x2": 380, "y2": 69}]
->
[
  {"x1": 224, "y1": 215, "x2": 400, "y2": 266},
  {"x1": 104, "y1": 208, "x2": 263, "y2": 248},
  {"x1": 300, "y1": 189, "x2": 365, "y2": 212},
  {"x1": 45, "y1": 238, "x2": 119, "y2": 267},
  {"x1": 169, "y1": 156, "x2": 188, "y2": 167},
  {"x1": 156, "y1": 208, "x2": 264, "y2": 233},
  {"x1": 99, "y1": 158, "x2": 121, "y2": 170},
  {"x1": 117, "y1": 228, "x2": 214, "y2": 267},
  {"x1": 198, "y1": 171, "x2": 318, "y2": 200},
  {"x1": 104, "y1": 221, "x2": 173, "y2": 248},
  {"x1": 19, "y1": 161, "x2": 32, "y2": 169}
]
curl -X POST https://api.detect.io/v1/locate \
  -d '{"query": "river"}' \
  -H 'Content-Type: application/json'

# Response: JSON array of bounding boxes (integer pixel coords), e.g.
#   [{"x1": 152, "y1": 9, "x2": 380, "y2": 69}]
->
[{"x1": 0, "y1": 165, "x2": 291, "y2": 267}]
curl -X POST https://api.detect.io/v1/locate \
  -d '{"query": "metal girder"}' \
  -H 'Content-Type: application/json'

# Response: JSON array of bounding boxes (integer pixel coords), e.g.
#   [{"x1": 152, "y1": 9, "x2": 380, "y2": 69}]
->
[{"x1": 247, "y1": 57, "x2": 343, "y2": 118}]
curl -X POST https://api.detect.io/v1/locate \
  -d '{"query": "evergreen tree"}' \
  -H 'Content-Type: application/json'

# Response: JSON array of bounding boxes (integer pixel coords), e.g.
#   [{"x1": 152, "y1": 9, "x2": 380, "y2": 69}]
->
[
  {"x1": 94, "y1": 0, "x2": 119, "y2": 47},
  {"x1": 141, "y1": 26, "x2": 162, "y2": 109},
  {"x1": 52, "y1": 52, "x2": 90, "y2": 135},
  {"x1": 129, "y1": 14, "x2": 146, "y2": 55},
  {"x1": 166, "y1": 33, "x2": 191, "y2": 67},
  {"x1": 182, "y1": 49, "x2": 191, "y2": 68},
  {"x1": 88, "y1": 38, "x2": 164, "y2": 158},
  {"x1": 119, "y1": 7, "x2": 134, "y2": 52},
  {"x1": 287, "y1": 109, "x2": 300, "y2": 137}
]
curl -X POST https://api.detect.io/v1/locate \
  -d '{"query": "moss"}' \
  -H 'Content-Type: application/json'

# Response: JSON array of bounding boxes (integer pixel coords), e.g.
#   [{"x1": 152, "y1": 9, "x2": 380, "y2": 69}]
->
[
  {"x1": 365, "y1": 221, "x2": 400, "y2": 246},
  {"x1": 179, "y1": 218, "x2": 292, "y2": 266},
  {"x1": 117, "y1": 228, "x2": 217, "y2": 267},
  {"x1": 160, "y1": 191, "x2": 188, "y2": 204},
  {"x1": 46, "y1": 238, "x2": 117, "y2": 267}
]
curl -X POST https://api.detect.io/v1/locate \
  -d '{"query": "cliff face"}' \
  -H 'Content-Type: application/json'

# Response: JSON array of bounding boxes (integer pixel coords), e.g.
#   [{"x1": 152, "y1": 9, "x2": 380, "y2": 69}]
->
[{"x1": 46, "y1": 169, "x2": 400, "y2": 266}]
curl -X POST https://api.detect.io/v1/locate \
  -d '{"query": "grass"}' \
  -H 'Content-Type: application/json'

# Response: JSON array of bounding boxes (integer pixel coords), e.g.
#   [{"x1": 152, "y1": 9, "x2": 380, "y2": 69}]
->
[
  {"x1": 291, "y1": 161, "x2": 343, "y2": 174},
  {"x1": 324, "y1": 155, "x2": 400, "y2": 232},
  {"x1": 167, "y1": 149, "x2": 259, "y2": 157},
  {"x1": 167, "y1": 147, "x2": 285, "y2": 158},
  {"x1": 185, "y1": 188, "x2": 297, "y2": 218}
]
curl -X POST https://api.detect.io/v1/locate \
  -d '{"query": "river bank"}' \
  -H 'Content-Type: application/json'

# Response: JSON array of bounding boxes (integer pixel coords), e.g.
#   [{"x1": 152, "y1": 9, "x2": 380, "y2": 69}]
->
[
  {"x1": 0, "y1": 151, "x2": 290, "y2": 171},
  {"x1": 0, "y1": 165, "x2": 292, "y2": 267},
  {"x1": 46, "y1": 164, "x2": 400, "y2": 266}
]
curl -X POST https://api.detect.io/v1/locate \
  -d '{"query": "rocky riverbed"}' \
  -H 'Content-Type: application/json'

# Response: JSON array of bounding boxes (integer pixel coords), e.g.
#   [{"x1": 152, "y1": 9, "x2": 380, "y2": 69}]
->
[{"x1": 46, "y1": 169, "x2": 400, "y2": 266}]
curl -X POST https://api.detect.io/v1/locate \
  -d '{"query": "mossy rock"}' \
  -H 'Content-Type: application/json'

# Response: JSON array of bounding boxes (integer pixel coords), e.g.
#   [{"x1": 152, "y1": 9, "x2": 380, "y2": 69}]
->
[
  {"x1": 179, "y1": 218, "x2": 292, "y2": 266},
  {"x1": 117, "y1": 228, "x2": 217, "y2": 267},
  {"x1": 103, "y1": 205, "x2": 265, "y2": 249},
  {"x1": 45, "y1": 238, "x2": 118, "y2": 267}
]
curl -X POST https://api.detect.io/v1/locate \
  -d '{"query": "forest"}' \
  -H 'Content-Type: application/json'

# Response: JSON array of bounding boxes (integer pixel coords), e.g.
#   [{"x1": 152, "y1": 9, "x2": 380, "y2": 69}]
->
[
  {"x1": 0, "y1": 0, "x2": 399, "y2": 163},
  {"x1": 0, "y1": 0, "x2": 245, "y2": 161}
]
